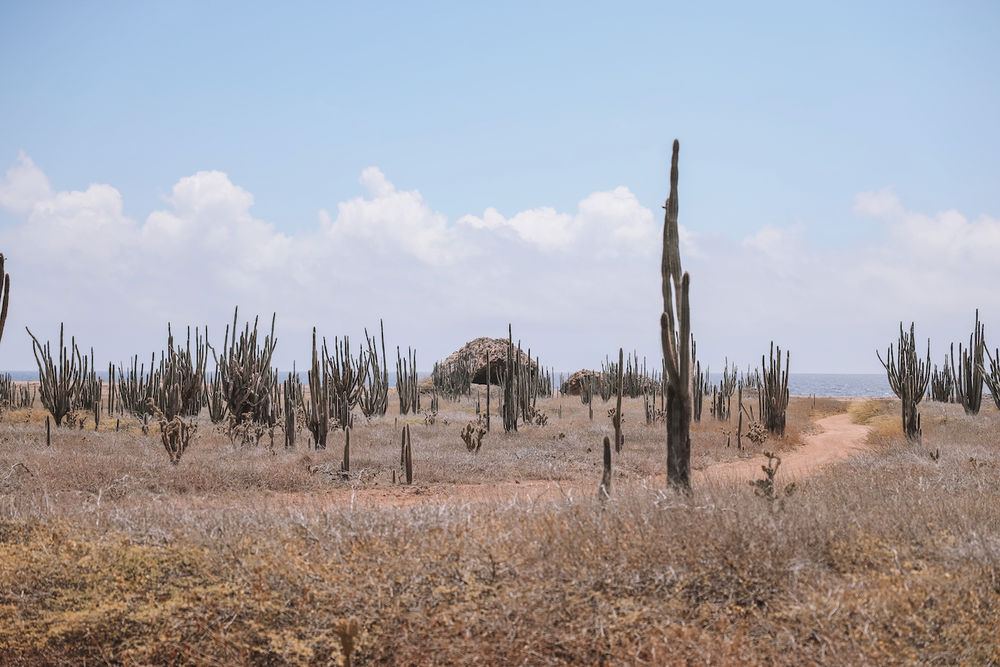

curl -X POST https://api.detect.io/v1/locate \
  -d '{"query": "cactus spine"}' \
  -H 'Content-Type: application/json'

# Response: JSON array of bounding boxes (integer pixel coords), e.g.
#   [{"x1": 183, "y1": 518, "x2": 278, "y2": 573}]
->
[{"x1": 660, "y1": 139, "x2": 692, "y2": 491}]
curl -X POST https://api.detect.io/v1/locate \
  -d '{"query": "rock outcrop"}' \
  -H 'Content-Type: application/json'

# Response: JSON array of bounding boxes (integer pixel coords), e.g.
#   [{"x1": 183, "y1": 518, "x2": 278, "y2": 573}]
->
[
  {"x1": 441, "y1": 337, "x2": 538, "y2": 384},
  {"x1": 560, "y1": 369, "x2": 602, "y2": 396}
]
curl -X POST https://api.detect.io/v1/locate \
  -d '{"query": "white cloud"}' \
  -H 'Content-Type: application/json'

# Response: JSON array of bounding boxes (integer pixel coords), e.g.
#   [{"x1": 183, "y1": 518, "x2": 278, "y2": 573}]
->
[
  {"x1": 1, "y1": 156, "x2": 998, "y2": 375},
  {"x1": 0, "y1": 151, "x2": 53, "y2": 215},
  {"x1": 853, "y1": 186, "x2": 904, "y2": 220}
]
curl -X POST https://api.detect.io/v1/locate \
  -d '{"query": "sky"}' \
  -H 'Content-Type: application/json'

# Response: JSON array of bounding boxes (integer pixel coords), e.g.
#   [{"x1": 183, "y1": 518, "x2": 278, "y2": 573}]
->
[{"x1": 1, "y1": 1, "x2": 998, "y2": 375}]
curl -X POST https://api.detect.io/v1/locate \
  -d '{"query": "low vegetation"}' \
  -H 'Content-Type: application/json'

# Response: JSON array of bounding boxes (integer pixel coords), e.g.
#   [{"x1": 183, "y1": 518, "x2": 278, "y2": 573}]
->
[{"x1": 1, "y1": 389, "x2": 998, "y2": 665}]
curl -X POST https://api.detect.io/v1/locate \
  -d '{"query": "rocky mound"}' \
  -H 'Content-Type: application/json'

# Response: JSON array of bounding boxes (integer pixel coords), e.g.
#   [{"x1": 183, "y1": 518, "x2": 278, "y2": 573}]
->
[
  {"x1": 560, "y1": 369, "x2": 602, "y2": 396},
  {"x1": 441, "y1": 337, "x2": 538, "y2": 384}
]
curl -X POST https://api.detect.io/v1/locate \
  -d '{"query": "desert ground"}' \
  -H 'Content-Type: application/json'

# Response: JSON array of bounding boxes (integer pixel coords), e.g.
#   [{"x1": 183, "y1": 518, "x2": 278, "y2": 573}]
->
[{"x1": 1, "y1": 386, "x2": 999, "y2": 665}]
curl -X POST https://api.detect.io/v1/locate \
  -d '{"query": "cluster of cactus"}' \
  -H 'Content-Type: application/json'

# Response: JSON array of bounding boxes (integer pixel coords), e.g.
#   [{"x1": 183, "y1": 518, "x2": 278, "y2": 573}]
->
[
  {"x1": 930, "y1": 354, "x2": 955, "y2": 402},
  {"x1": 691, "y1": 338, "x2": 705, "y2": 422},
  {"x1": 112, "y1": 325, "x2": 208, "y2": 425},
  {"x1": 598, "y1": 350, "x2": 658, "y2": 400},
  {"x1": 116, "y1": 353, "x2": 156, "y2": 418},
  {"x1": 396, "y1": 346, "x2": 420, "y2": 415},
  {"x1": 953, "y1": 310, "x2": 985, "y2": 416},
  {"x1": 303, "y1": 328, "x2": 331, "y2": 449},
  {"x1": 213, "y1": 309, "x2": 280, "y2": 430},
  {"x1": 27, "y1": 324, "x2": 82, "y2": 426},
  {"x1": 710, "y1": 360, "x2": 738, "y2": 421},
  {"x1": 358, "y1": 323, "x2": 389, "y2": 418},
  {"x1": 326, "y1": 335, "x2": 365, "y2": 430},
  {"x1": 982, "y1": 346, "x2": 1000, "y2": 411},
  {"x1": 660, "y1": 139, "x2": 692, "y2": 490},
  {"x1": 497, "y1": 325, "x2": 544, "y2": 432},
  {"x1": 281, "y1": 369, "x2": 303, "y2": 449},
  {"x1": 433, "y1": 351, "x2": 475, "y2": 400},
  {"x1": 26, "y1": 324, "x2": 104, "y2": 427},
  {"x1": 877, "y1": 322, "x2": 930, "y2": 442},
  {"x1": 758, "y1": 342, "x2": 790, "y2": 437},
  {"x1": 0, "y1": 373, "x2": 34, "y2": 410}
]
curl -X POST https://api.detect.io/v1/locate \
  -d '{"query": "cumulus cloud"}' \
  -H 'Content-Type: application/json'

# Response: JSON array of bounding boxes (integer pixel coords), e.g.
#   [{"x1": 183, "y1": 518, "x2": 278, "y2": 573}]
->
[
  {"x1": 0, "y1": 152, "x2": 53, "y2": 215},
  {"x1": 0, "y1": 154, "x2": 997, "y2": 375}
]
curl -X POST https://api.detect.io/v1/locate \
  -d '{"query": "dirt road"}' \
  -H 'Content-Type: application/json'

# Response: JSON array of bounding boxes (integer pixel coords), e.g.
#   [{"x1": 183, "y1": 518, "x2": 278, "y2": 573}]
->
[{"x1": 693, "y1": 413, "x2": 869, "y2": 485}]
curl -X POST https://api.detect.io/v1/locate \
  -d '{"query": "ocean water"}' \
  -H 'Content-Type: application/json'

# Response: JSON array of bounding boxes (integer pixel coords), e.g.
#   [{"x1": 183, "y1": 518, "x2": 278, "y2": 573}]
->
[{"x1": 705, "y1": 373, "x2": 893, "y2": 398}]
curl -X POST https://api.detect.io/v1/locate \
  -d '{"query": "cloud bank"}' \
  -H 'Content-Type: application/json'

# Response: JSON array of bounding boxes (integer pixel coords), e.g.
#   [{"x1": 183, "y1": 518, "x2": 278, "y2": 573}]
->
[{"x1": 1, "y1": 153, "x2": 998, "y2": 375}]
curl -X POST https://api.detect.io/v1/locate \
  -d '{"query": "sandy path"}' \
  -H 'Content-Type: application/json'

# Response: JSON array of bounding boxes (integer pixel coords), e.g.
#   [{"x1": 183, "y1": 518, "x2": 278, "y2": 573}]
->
[
  {"x1": 692, "y1": 413, "x2": 869, "y2": 486},
  {"x1": 249, "y1": 414, "x2": 869, "y2": 511}
]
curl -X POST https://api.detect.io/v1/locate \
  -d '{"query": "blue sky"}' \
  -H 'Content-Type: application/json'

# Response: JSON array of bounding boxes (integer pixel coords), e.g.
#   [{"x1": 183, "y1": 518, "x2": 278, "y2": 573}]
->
[{"x1": 1, "y1": 1, "x2": 998, "y2": 374}]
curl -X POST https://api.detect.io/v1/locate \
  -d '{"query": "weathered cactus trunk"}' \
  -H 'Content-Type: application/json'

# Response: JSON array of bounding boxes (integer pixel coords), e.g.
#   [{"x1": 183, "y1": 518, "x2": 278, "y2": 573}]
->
[
  {"x1": 877, "y1": 322, "x2": 931, "y2": 442},
  {"x1": 0, "y1": 254, "x2": 9, "y2": 347},
  {"x1": 660, "y1": 140, "x2": 692, "y2": 491}
]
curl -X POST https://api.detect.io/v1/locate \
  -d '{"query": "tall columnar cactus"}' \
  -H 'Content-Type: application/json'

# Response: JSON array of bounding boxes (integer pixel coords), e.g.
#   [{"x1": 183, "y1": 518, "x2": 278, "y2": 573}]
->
[
  {"x1": 982, "y1": 346, "x2": 1000, "y2": 411},
  {"x1": 953, "y1": 309, "x2": 985, "y2": 416},
  {"x1": 930, "y1": 354, "x2": 955, "y2": 403},
  {"x1": 660, "y1": 139, "x2": 692, "y2": 490},
  {"x1": 760, "y1": 343, "x2": 790, "y2": 436},
  {"x1": 359, "y1": 321, "x2": 389, "y2": 418},
  {"x1": 877, "y1": 322, "x2": 931, "y2": 442},
  {"x1": 302, "y1": 328, "x2": 330, "y2": 450},
  {"x1": 0, "y1": 254, "x2": 9, "y2": 347}
]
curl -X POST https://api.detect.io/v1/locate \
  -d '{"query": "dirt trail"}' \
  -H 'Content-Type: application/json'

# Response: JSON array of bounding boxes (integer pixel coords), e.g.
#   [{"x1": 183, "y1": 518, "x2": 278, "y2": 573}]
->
[
  {"x1": 255, "y1": 414, "x2": 870, "y2": 511},
  {"x1": 693, "y1": 413, "x2": 869, "y2": 485}
]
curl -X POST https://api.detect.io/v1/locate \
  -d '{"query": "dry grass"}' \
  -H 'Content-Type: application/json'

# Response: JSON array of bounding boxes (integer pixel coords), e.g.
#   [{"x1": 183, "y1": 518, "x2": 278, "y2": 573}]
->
[{"x1": 1, "y1": 390, "x2": 998, "y2": 665}]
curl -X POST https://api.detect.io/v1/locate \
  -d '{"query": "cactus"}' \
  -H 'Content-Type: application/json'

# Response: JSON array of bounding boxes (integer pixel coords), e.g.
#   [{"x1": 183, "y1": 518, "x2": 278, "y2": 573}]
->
[
  {"x1": 759, "y1": 343, "x2": 790, "y2": 436},
  {"x1": 613, "y1": 348, "x2": 624, "y2": 453},
  {"x1": 0, "y1": 254, "x2": 9, "y2": 347},
  {"x1": 396, "y1": 346, "x2": 419, "y2": 415},
  {"x1": 282, "y1": 368, "x2": 302, "y2": 449},
  {"x1": 213, "y1": 308, "x2": 279, "y2": 431},
  {"x1": 953, "y1": 310, "x2": 985, "y2": 416},
  {"x1": 660, "y1": 139, "x2": 692, "y2": 490},
  {"x1": 877, "y1": 322, "x2": 931, "y2": 442},
  {"x1": 302, "y1": 328, "x2": 330, "y2": 450},
  {"x1": 147, "y1": 397, "x2": 197, "y2": 465},
  {"x1": 981, "y1": 346, "x2": 1000, "y2": 411},
  {"x1": 359, "y1": 321, "x2": 389, "y2": 418},
  {"x1": 116, "y1": 353, "x2": 156, "y2": 418},
  {"x1": 27, "y1": 324, "x2": 81, "y2": 427},
  {"x1": 691, "y1": 338, "x2": 705, "y2": 422},
  {"x1": 598, "y1": 435, "x2": 612, "y2": 504},
  {"x1": 930, "y1": 354, "x2": 955, "y2": 403},
  {"x1": 152, "y1": 325, "x2": 208, "y2": 421}
]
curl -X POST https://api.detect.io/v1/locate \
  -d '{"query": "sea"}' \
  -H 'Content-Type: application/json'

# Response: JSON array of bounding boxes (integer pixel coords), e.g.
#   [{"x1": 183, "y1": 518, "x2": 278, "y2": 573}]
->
[{"x1": 2, "y1": 371, "x2": 893, "y2": 398}]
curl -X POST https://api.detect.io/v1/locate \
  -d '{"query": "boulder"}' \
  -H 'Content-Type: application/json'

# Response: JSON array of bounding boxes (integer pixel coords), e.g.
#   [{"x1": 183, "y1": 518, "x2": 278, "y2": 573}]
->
[
  {"x1": 561, "y1": 369, "x2": 602, "y2": 396},
  {"x1": 440, "y1": 337, "x2": 538, "y2": 384}
]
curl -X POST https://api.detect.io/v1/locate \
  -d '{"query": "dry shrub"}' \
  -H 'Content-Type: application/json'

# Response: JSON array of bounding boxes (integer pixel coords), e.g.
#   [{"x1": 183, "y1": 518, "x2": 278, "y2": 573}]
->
[
  {"x1": 3, "y1": 393, "x2": 999, "y2": 664},
  {"x1": 848, "y1": 397, "x2": 896, "y2": 425}
]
